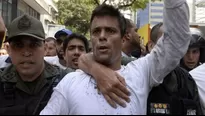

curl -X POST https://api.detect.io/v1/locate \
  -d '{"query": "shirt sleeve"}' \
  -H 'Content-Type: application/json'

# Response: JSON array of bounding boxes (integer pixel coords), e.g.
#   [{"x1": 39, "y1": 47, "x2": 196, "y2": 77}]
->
[
  {"x1": 130, "y1": 0, "x2": 191, "y2": 88},
  {"x1": 190, "y1": 64, "x2": 205, "y2": 114},
  {"x1": 40, "y1": 89, "x2": 69, "y2": 115}
]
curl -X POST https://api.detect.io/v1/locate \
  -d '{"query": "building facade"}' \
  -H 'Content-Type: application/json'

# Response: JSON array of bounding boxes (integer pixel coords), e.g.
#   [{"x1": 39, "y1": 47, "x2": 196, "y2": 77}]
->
[
  {"x1": 137, "y1": 0, "x2": 163, "y2": 28},
  {"x1": 0, "y1": 0, "x2": 58, "y2": 36},
  {"x1": 195, "y1": 0, "x2": 205, "y2": 23}
]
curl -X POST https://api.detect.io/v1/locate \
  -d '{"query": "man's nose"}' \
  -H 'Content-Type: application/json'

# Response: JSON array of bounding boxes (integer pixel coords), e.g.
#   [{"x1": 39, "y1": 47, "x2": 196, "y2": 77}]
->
[
  {"x1": 99, "y1": 30, "x2": 107, "y2": 41},
  {"x1": 22, "y1": 50, "x2": 32, "y2": 57},
  {"x1": 188, "y1": 53, "x2": 194, "y2": 60},
  {"x1": 74, "y1": 48, "x2": 81, "y2": 56}
]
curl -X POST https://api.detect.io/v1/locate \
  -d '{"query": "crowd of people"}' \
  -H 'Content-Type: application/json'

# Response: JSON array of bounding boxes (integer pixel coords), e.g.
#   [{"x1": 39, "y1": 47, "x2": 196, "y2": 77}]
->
[{"x1": 0, "y1": 0, "x2": 205, "y2": 115}]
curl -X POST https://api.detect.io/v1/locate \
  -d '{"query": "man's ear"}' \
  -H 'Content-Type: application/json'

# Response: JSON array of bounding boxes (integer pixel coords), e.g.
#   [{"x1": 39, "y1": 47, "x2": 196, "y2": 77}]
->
[
  {"x1": 124, "y1": 31, "x2": 131, "y2": 41},
  {"x1": 149, "y1": 41, "x2": 155, "y2": 52}
]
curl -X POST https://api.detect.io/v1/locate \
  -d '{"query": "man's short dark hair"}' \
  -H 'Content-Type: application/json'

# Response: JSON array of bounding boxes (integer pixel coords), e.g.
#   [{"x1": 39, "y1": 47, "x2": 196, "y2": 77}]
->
[
  {"x1": 45, "y1": 37, "x2": 56, "y2": 43},
  {"x1": 150, "y1": 22, "x2": 163, "y2": 44},
  {"x1": 125, "y1": 18, "x2": 133, "y2": 31},
  {"x1": 63, "y1": 33, "x2": 89, "y2": 53},
  {"x1": 90, "y1": 4, "x2": 126, "y2": 37}
]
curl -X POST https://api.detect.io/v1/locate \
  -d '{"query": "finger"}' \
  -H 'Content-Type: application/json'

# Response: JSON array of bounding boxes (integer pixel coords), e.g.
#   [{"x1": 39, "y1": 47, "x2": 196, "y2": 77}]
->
[
  {"x1": 115, "y1": 81, "x2": 131, "y2": 96},
  {"x1": 112, "y1": 88, "x2": 130, "y2": 103},
  {"x1": 116, "y1": 73, "x2": 126, "y2": 85},
  {"x1": 110, "y1": 92, "x2": 126, "y2": 108},
  {"x1": 104, "y1": 94, "x2": 117, "y2": 109}
]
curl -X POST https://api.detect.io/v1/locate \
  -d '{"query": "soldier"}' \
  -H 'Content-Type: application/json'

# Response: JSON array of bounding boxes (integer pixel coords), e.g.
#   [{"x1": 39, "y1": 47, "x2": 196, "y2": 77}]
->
[{"x1": 0, "y1": 14, "x2": 72, "y2": 115}]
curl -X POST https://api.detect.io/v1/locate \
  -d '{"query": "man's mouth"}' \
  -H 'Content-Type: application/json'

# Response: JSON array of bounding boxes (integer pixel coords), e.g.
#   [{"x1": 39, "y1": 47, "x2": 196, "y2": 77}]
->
[
  {"x1": 20, "y1": 61, "x2": 34, "y2": 64},
  {"x1": 98, "y1": 46, "x2": 109, "y2": 53},
  {"x1": 72, "y1": 58, "x2": 78, "y2": 64}
]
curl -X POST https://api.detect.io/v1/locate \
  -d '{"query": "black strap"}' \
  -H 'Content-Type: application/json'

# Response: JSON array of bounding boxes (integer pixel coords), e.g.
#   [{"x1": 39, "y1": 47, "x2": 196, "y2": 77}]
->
[
  {"x1": 32, "y1": 74, "x2": 59, "y2": 115},
  {"x1": 3, "y1": 82, "x2": 16, "y2": 107}
]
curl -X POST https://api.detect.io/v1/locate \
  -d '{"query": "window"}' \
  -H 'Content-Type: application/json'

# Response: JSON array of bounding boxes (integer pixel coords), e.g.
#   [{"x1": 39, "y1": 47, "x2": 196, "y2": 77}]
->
[
  {"x1": 151, "y1": 3, "x2": 163, "y2": 7},
  {"x1": 151, "y1": 15, "x2": 163, "y2": 19},
  {"x1": 0, "y1": 0, "x2": 2, "y2": 11},
  {"x1": 2, "y1": 0, "x2": 8, "y2": 26},
  {"x1": 37, "y1": 13, "x2": 40, "y2": 20},
  {"x1": 1, "y1": 0, "x2": 16, "y2": 27},
  {"x1": 151, "y1": 21, "x2": 161, "y2": 25},
  {"x1": 151, "y1": 9, "x2": 163, "y2": 13},
  {"x1": 8, "y1": 2, "x2": 11, "y2": 24}
]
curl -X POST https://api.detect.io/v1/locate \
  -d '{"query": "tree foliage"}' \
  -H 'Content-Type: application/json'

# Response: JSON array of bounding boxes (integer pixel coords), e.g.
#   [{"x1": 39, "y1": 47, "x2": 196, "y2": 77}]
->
[
  {"x1": 57, "y1": 0, "x2": 95, "y2": 35},
  {"x1": 56, "y1": 0, "x2": 160, "y2": 35}
]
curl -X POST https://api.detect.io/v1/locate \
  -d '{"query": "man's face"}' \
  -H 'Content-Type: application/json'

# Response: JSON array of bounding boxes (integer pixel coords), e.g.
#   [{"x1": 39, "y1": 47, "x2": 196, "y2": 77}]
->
[
  {"x1": 183, "y1": 47, "x2": 200, "y2": 69},
  {"x1": 91, "y1": 16, "x2": 122, "y2": 66},
  {"x1": 56, "y1": 35, "x2": 67, "y2": 59},
  {"x1": 150, "y1": 26, "x2": 163, "y2": 51},
  {"x1": 45, "y1": 40, "x2": 56, "y2": 56},
  {"x1": 129, "y1": 22, "x2": 140, "y2": 47},
  {"x1": 0, "y1": 49, "x2": 7, "y2": 55},
  {"x1": 8, "y1": 36, "x2": 45, "y2": 77},
  {"x1": 64, "y1": 38, "x2": 86, "y2": 69}
]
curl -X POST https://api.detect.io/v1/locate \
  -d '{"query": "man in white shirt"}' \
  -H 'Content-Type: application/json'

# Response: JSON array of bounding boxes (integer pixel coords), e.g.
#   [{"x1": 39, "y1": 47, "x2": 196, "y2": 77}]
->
[
  {"x1": 190, "y1": 64, "x2": 205, "y2": 114},
  {"x1": 41, "y1": 0, "x2": 191, "y2": 115}
]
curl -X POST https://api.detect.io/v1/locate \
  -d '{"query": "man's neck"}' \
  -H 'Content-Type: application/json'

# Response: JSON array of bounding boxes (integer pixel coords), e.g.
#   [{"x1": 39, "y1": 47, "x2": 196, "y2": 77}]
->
[
  {"x1": 106, "y1": 57, "x2": 122, "y2": 71},
  {"x1": 122, "y1": 46, "x2": 133, "y2": 57},
  {"x1": 59, "y1": 59, "x2": 66, "y2": 67},
  {"x1": 122, "y1": 43, "x2": 139, "y2": 57}
]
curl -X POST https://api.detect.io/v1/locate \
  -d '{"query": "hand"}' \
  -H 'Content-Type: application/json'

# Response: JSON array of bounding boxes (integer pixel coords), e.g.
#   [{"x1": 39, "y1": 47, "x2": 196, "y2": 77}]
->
[
  {"x1": 78, "y1": 53, "x2": 131, "y2": 108},
  {"x1": 92, "y1": 65, "x2": 131, "y2": 108}
]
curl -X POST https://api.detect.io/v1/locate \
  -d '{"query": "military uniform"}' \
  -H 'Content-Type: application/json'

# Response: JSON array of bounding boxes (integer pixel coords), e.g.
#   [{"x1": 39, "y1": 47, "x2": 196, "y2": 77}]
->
[
  {"x1": 0, "y1": 14, "x2": 74, "y2": 115},
  {"x1": 0, "y1": 62, "x2": 72, "y2": 115}
]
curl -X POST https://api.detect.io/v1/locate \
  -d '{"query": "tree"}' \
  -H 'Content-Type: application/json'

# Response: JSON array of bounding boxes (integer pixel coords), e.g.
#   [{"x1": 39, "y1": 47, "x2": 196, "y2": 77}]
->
[
  {"x1": 91, "y1": 0, "x2": 160, "y2": 10},
  {"x1": 56, "y1": 0, "x2": 158, "y2": 35},
  {"x1": 57, "y1": 0, "x2": 95, "y2": 35}
]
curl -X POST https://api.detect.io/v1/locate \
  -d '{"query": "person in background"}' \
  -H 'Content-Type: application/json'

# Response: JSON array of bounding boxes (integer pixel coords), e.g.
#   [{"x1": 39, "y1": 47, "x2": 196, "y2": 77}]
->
[
  {"x1": 45, "y1": 37, "x2": 57, "y2": 57},
  {"x1": 121, "y1": 18, "x2": 140, "y2": 58},
  {"x1": 44, "y1": 29, "x2": 72, "y2": 69},
  {"x1": 180, "y1": 28, "x2": 205, "y2": 71},
  {"x1": 63, "y1": 33, "x2": 89, "y2": 69},
  {"x1": 0, "y1": 48, "x2": 7, "y2": 56}
]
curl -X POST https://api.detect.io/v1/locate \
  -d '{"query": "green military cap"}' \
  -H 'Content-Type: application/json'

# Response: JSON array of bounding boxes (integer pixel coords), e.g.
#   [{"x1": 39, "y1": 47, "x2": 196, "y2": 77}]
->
[{"x1": 6, "y1": 14, "x2": 45, "y2": 42}]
